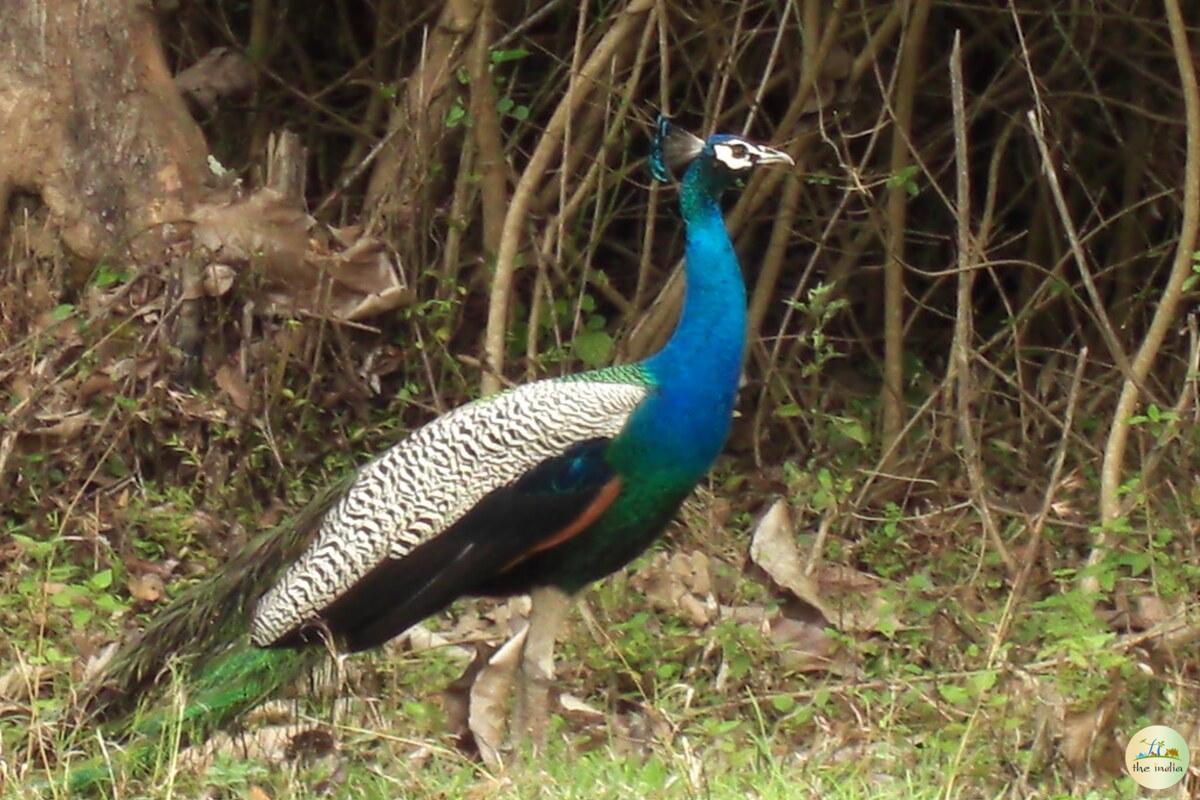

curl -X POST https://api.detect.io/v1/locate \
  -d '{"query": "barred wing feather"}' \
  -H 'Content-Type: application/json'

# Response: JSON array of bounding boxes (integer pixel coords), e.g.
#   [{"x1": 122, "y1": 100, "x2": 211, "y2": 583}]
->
[{"x1": 250, "y1": 378, "x2": 648, "y2": 647}]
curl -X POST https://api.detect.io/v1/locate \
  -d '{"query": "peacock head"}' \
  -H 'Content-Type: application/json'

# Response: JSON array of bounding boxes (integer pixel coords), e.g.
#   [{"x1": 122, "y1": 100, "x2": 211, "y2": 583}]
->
[{"x1": 649, "y1": 115, "x2": 794, "y2": 190}]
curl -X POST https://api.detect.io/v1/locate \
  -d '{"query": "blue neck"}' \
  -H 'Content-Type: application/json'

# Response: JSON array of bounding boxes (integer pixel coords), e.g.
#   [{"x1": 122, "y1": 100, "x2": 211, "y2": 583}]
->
[{"x1": 634, "y1": 159, "x2": 747, "y2": 477}]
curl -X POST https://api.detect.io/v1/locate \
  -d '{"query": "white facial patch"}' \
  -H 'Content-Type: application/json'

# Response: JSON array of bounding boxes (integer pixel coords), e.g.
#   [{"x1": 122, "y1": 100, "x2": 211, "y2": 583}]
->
[{"x1": 712, "y1": 141, "x2": 756, "y2": 172}]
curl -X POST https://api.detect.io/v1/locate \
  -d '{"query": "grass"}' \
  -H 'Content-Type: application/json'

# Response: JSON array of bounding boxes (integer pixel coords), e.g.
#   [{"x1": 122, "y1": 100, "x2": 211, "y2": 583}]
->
[{"x1": 2, "y1": 477, "x2": 1189, "y2": 800}]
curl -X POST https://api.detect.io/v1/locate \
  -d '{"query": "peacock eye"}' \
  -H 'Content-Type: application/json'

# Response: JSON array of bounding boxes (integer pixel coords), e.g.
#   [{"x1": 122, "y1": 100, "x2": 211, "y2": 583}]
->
[{"x1": 730, "y1": 144, "x2": 748, "y2": 159}]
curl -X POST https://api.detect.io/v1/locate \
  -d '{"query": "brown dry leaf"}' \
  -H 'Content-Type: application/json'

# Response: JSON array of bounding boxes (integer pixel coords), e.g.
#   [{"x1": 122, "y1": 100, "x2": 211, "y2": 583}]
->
[
  {"x1": 309, "y1": 236, "x2": 413, "y2": 321},
  {"x1": 1130, "y1": 594, "x2": 1172, "y2": 630},
  {"x1": 558, "y1": 693, "x2": 604, "y2": 719},
  {"x1": 631, "y1": 551, "x2": 715, "y2": 626},
  {"x1": 329, "y1": 224, "x2": 363, "y2": 247},
  {"x1": 121, "y1": 555, "x2": 178, "y2": 579},
  {"x1": 247, "y1": 786, "x2": 272, "y2": 800},
  {"x1": 749, "y1": 499, "x2": 833, "y2": 622},
  {"x1": 468, "y1": 626, "x2": 528, "y2": 769},
  {"x1": 811, "y1": 563, "x2": 888, "y2": 633},
  {"x1": 766, "y1": 615, "x2": 838, "y2": 673},
  {"x1": 81, "y1": 641, "x2": 119, "y2": 686},
  {"x1": 243, "y1": 699, "x2": 299, "y2": 728},
  {"x1": 167, "y1": 387, "x2": 229, "y2": 424},
  {"x1": 443, "y1": 644, "x2": 489, "y2": 749},
  {"x1": 399, "y1": 624, "x2": 473, "y2": 663},
  {"x1": 192, "y1": 190, "x2": 411, "y2": 322},
  {"x1": 77, "y1": 373, "x2": 116, "y2": 402},
  {"x1": 182, "y1": 724, "x2": 327, "y2": 771},
  {"x1": 30, "y1": 410, "x2": 90, "y2": 441},
  {"x1": 203, "y1": 263, "x2": 236, "y2": 297},
  {"x1": 0, "y1": 662, "x2": 51, "y2": 702},
  {"x1": 191, "y1": 189, "x2": 311, "y2": 280},
  {"x1": 127, "y1": 573, "x2": 165, "y2": 603},
  {"x1": 1061, "y1": 696, "x2": 1120, "y2": 774},
  {"x1": 175, "y1": 47, "x2": 257, "y2": 112},
  {"x1": 215, "y1": 363, "x2": 254, "y2": 412}
]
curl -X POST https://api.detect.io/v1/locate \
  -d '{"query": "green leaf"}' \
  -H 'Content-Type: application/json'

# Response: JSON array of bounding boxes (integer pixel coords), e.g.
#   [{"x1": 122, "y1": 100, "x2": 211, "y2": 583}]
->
[
  {"x1": 94, "y1": 594, "x2": 127, "y2": 614},
  {"x1": 13, "y1": 534, "x2": 54, "y2": 560},
  {"x1": 970, "y1": 670, "x2": 998, "y2": 694},
  {"x1": 818, "y1": 468, "x2": 833, "y2": 491},
  {"x1": 938, "y1": 685, "x2": 971, "y2": 706},
  {"x1": 775, "y1": 402, "x2": 803, "y2": 418},
  {"x1": 89, "y1": 569, "x2": 113, "y2": 590},
  {"x1": 830, "y1": 415, "x2": 870, "y2": 446},
  {"x1": 93, "y1": 263, "x2": 129, "y2": 288},
  {"x1": 886, "y1": 165, "x2": 921, "y2": 197},
  {"x1": 51, "y1": 304, "x2": 75, "y2": 321},
  {"x1": 490, "y1": 48, "x2": 530, "y2": 64},
  {"x1": 573, "y1": 330, "x2": 613, "y2": 367},
  {"x1": 445, "y1": 102, "x2": 467, "y2": 129},
  {"x1": 770, "y1": 694, "x2": 796, "y2": 713},
  {"x1": 511, "y1": 105, "x2": 530, "y2": 121}
]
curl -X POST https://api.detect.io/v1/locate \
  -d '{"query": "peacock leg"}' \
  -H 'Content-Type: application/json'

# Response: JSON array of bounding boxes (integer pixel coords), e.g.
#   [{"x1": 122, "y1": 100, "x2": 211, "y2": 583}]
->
[{"x1": 513, "y1": 585, "x2": 571, "y2": 749}]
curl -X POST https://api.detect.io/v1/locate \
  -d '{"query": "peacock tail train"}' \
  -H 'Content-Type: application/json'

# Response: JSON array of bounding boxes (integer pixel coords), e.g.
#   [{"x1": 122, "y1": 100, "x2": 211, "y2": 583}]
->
[
  {"x1": 68, "y1": 647, "x2": 319, "y2": 793},
  {"x1": 84, "y1": 477, "x2": 352, "y2": 724}
]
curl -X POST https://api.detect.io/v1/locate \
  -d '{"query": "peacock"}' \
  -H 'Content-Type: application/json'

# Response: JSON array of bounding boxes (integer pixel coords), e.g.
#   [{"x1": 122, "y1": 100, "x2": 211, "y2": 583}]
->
[{"x1": 68, "y1": 116, "x2": 794, "y2": 790}]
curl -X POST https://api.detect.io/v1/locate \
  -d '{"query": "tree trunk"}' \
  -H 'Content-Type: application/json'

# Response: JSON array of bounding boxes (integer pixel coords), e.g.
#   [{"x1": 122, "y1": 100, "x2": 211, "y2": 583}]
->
[{"x1": 0, "y1": 0, "x2": 209, "y2": 269}]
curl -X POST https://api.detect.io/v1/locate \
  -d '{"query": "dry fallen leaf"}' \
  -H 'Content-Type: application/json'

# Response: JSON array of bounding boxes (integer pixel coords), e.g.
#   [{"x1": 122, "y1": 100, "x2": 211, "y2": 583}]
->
[
  {"x1": 748, "y1": 499, "x2": 888, "y2": 634},
  {"x1": 558, "y1": 693, "x2": 604, "y2": 719},
  {"x1": 182, "y1": 724, "x2": 329, "y2": 771},
  {"x1": 191, "y1": 189, "x2": 412, "y2": 321},
  {"x1": 0, "y1": 663, "x2": 51, "y2": 702},
  {"x1": 203, "y1": 263, "x2": 236, "y2": 297},
  {"x1": 468, "y1": 626, "x2": 528, "y2": 769},
  {"x1": 766, "y1": 615, "x2": 838, "y2": 673},
  {"x1": 1061, "y1": 695, "x2": 1120, "y2": 775},
  {"x1": 127, "y1": 573, "x2": 165, "y2": 603},
  {"x1": 191, "y1": 189, "x2": 311, "y2": 280},
  {"x1": 630, "y1": 550, "x2": 716, "y2": 626},
  {"x1": 29, "y1": 411, "x2": 91, "y2": 441},
  {"x1": 215, "y1": 363, "x2": 254, "y2": 412},
  {"x1": 1130, "y1": 594, "x2": 1172, "y2": 630},
  {"x1": 175, "y1": 47, "x2": 257, "y2": 112},
  {"x1": 749, "y1": 499, "x2": 833, "y2": 622},
  {"x1": 812, "y1": 563, "x2": 888, "y2": 633},
  {"x1": 400, "y1": 624, "x2": 473, "y2": 663}
]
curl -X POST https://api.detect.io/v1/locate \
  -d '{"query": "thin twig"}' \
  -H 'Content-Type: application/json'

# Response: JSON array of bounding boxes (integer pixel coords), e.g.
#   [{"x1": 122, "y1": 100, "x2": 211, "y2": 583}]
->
[{"x1": 946, "y1": 32, "x2": 1014, "y2": 577}]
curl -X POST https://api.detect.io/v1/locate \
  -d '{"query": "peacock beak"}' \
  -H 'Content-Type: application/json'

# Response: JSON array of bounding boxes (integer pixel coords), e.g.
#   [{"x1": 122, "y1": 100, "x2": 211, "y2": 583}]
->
[{"x1": 755, "y1": 146, "x2": 795, "y2": 167}]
